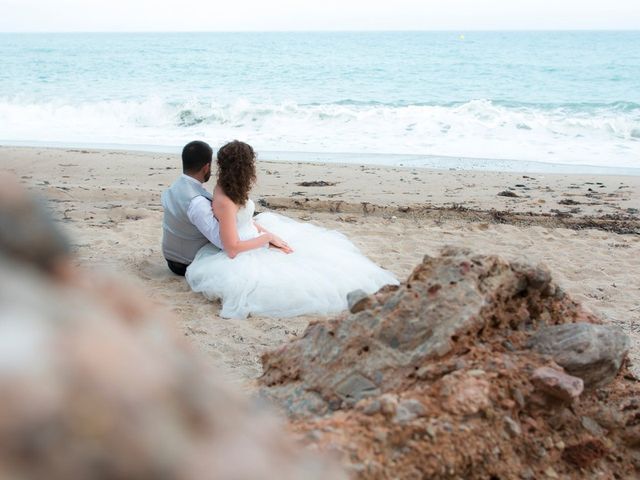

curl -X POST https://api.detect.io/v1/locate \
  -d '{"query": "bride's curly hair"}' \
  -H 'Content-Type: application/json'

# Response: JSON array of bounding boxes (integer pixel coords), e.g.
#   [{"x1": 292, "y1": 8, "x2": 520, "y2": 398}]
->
[{"x1": 216, "y1": 140, "x2": 257, "y2": 206}]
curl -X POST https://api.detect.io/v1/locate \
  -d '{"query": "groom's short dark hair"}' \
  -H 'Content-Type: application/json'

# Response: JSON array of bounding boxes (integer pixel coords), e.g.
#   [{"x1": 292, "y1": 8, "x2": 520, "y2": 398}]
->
[{"x1": 182, "y1": 141, "x2": 213, "y2": 173}]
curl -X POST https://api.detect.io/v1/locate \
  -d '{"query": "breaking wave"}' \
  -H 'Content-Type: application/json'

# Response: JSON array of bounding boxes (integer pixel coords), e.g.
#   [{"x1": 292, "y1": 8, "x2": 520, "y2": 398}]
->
[{"x1": 1, "y1": 97, "x2": 639, "y2": 168}]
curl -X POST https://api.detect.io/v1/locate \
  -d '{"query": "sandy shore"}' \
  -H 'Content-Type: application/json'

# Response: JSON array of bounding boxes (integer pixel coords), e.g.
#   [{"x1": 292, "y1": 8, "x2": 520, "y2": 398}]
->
[{"x1": 2, "y1": 146, "x2": 640, "y2": 384}]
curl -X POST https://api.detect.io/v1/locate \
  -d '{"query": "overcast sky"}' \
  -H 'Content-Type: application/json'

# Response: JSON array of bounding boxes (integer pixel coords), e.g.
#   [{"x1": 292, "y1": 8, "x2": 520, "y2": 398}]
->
[{"x1": 1, "y1": 0, "x2": 639, "y2": 32}]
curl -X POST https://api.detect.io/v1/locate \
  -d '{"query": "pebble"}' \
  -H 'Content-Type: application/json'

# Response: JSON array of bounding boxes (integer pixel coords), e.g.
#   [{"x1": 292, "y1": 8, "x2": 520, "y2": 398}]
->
[
  {"x1": 581, "y1": 416, "x2": 606, "y2": 436},
  {"x1": 347, "y1": 289, "x2": 371, "y2": 313},
  {"x1": 393, "y1": 399, "x2": 426, "y2": 424},
  {"x1": 520, "y1": 468, "x2": 535, "y2": 480},
  {"x1": 512, "y1": 388, "x2": 526, "y2": 408},
  {"x1": 531, "y1": 366, "x2": 584, "y2": 403},
  {"x1": 504, "y1": 416, "x2": 522, "y2": 437},
  {"x1": 305, "y1": 430, "x2": 323, "y2": 442},
  {"x1": 374, "y1": 429, "x2": 388, "y2": 443},
  {"x1": 379, "y1": 393, "x2": 398, "y2": 417}
]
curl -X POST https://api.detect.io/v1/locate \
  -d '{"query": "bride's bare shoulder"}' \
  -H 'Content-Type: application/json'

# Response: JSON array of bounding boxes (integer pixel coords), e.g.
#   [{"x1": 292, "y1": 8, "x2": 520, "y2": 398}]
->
[{"x1": 212, "y1": 186, "x2": 237, "y2": 213}]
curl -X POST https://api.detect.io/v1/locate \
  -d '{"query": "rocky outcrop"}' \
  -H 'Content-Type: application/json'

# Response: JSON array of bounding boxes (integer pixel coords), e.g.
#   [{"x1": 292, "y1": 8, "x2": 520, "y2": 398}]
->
[
  {"x1": 0, "y1": 174, "x2": 344, "y2": 480},
  {"x1": 259, "y1": 247, "x2": 638, "y2": 479},
  {"x1": 260, "y1": 247, "x2": 603, "y2": 417}
]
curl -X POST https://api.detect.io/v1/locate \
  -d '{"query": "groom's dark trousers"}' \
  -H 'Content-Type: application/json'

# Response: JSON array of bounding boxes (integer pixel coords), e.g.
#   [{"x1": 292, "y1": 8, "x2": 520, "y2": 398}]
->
[{"x1": 167, "y1": 260, "x2": 188, "y2": 276}]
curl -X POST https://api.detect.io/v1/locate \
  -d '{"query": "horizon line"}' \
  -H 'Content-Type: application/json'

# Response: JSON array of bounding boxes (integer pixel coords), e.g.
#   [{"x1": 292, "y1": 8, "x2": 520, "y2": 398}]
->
[{"x1": 1, "y1": 28, "x2": 640, "y2": 34}]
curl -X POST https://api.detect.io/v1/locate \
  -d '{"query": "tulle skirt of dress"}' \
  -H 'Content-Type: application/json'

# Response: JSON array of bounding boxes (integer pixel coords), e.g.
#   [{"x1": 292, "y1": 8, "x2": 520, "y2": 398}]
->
[{"x1": 185, "y1": 212, "x2": 399, "y2": 319}]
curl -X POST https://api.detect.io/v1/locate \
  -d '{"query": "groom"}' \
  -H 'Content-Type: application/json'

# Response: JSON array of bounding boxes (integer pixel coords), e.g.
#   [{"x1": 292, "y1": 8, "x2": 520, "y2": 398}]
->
[{"x1": 161, "y1": 140, "x2": 223, "y2": 276}]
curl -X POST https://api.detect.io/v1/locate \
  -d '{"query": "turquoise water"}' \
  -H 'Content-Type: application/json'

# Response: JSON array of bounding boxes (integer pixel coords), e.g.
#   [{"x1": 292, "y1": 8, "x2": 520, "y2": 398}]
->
[{"x1": 1, "y1": 32, "x2": 639, "y2": 170}]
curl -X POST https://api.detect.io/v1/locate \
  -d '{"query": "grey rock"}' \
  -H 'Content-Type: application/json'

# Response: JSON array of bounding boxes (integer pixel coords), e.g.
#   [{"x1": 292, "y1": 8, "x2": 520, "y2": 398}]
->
[
  {"x1": 334, "y1": 372, "x2": 380, "y2": 404},
  {"x1": 581, "y1": 416, "x2": 606, "y2": 436},
  {"x1": 361, "y1": 399, "x2": 381, "y2": 415},
  {"x1": 512, "y1": 388, "x2": 526, "y2": 409},
  {"x1": 393, "y1": 399, "x2": 426, "y2": 424},
  {"x1": 347, "y1": 289, "x2": 370, "y2": 313},
  {"x1": 527, "y1": 323, "x2": 630, "y2": 388},
  {"x1": 593, "y1": 406, "x2": 625, "y2": 430}
]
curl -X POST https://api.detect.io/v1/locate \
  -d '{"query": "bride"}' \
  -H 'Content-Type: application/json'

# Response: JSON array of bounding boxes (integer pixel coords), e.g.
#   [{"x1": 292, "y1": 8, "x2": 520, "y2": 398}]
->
[{"x1": 185, "y1": 140, "x2": 398, "y2": 319}]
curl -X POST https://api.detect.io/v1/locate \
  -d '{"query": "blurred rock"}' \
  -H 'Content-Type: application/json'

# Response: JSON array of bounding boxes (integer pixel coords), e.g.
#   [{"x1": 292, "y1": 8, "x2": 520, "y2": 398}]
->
[
  {"x1": 527, "y1": 323, "x2": 629, "y2": 388},
  {"x1": 0, "y1": 175, "x2": 344, "y2": 480},
  {"x1": 0, "y1": 172, "x2": 70, "y2": 271}
]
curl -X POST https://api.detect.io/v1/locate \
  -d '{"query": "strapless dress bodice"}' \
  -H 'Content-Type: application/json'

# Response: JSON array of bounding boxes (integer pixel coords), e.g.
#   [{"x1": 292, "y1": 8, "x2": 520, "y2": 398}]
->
[{"x1": 236, "y1": 199, "x2": 259, "y2": 240}]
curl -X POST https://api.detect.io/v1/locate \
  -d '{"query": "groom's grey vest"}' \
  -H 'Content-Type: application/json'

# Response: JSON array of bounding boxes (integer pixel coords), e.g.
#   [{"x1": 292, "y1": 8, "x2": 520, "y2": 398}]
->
[{"x1": 161, "y1": 176, "x2": 213, "y2": 264}]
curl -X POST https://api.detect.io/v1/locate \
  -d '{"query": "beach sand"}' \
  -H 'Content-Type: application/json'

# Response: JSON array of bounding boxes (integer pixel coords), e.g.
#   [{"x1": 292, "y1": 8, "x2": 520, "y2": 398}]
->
[{"x1": 2, "y1": 146, "x2": 639, "y2": 385}]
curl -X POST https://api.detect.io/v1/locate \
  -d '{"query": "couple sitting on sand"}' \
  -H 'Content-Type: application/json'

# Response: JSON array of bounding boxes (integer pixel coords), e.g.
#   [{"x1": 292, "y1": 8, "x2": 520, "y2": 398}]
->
[{"x1": 161, "y1": 140, "x2": 398, "y2": 319}]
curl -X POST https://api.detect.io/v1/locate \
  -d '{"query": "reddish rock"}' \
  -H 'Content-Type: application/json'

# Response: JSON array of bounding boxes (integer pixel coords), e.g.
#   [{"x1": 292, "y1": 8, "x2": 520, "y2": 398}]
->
[
  {"x1": 259, "y1": 247, "x2": 637, "y2": 479},
  {"x1": 260, "y1": 247, "x2": 596, "y2": 418},
  {"x1": 562, "y1": 438, "x2": 608, "y2": 467},
  {"x1": 531, "y1": 366, "x2": 584, "y2": 403},
  {"x1": 439, "y1": 371, "x2": 491, "y2": 416}
]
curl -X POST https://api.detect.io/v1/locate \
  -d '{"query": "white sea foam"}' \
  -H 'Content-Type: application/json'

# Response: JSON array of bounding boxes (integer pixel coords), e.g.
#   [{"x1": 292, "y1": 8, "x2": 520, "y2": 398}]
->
[{"x1": 1, "y1": 97, "x2": 639, "y2": 169}]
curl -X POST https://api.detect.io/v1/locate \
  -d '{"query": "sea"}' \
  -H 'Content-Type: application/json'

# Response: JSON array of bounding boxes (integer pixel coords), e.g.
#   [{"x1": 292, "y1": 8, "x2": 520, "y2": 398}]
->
[{"x1": 1, "y1": 31, "x2": 639, "y2": 173}]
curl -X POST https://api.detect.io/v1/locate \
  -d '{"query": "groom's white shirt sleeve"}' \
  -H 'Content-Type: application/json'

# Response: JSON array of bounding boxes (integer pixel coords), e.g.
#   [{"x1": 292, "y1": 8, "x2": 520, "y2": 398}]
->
[{"x1": 183, "y1": 175, "x2": 223, "y2": 250}]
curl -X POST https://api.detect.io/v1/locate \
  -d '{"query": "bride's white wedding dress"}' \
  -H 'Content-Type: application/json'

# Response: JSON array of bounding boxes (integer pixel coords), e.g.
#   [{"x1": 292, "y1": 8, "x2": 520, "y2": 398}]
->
[{"x1": 185, "y1": 199, "x2": 399, "y2": 319}]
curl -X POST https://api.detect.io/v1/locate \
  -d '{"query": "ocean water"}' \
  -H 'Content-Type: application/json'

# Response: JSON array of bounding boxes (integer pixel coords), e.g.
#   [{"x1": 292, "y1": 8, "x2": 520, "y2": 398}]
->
[{"x1": 1, "y1": 31, "x2": 639, "y2": 171}]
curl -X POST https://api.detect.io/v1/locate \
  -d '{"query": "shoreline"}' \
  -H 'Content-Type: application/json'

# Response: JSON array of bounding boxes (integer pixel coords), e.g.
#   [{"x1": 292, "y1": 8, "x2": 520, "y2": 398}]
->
[
  {"x1": 3, "y1": 145, "x2": 639, "y2": 223},
  {"x1": 3, "y1": 143, "x2": 640, "y2": 177},
  {"x1": 2, "y1": 145, "x2": 639, "y2": 383}
]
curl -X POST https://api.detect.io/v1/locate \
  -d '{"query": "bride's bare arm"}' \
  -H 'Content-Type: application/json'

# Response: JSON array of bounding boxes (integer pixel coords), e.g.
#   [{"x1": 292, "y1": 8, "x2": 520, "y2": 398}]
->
[
  {"x1": 213, "y1": 196, "x2": 271, "y2": 259},
  {"x1": 253, "y1": 221, "x2": 293, "y2": 254}
]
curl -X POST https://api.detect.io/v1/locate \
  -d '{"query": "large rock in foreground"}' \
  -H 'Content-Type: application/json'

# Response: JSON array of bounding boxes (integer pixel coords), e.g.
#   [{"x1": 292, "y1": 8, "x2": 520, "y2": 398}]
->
[{"x1": 259, "y1": 247, "x2": 638, "y2": 479}]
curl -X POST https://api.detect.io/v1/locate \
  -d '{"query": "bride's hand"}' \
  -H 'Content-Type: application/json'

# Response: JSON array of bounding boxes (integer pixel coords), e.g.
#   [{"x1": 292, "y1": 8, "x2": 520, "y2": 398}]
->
[{"x1": 268, "y1": 234, "x2": 293, "y2": 254}]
